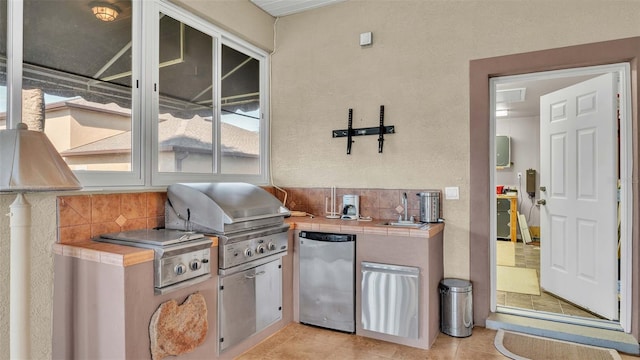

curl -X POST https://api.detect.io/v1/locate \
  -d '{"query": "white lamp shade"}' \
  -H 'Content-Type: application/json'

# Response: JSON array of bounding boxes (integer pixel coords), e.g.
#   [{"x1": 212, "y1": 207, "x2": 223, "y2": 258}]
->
[{"x1": 0, "y1": 123, "x2": 82, "y2": 191}]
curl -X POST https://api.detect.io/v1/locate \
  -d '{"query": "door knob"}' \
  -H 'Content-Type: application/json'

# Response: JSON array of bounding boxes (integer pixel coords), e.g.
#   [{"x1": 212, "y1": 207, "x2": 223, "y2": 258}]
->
[
  {"x1": 540, "y1": 186, "x2": 546, "y2": 192},
  {"x1": 537, "y1": 199, "x2": 546, "y2": 205}
]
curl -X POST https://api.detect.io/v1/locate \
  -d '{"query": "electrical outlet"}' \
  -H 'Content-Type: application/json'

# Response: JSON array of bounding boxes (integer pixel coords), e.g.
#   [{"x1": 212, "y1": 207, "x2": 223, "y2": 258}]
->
[{"x1": 517, "y1": 172, "x2": 522, "y2": 179}]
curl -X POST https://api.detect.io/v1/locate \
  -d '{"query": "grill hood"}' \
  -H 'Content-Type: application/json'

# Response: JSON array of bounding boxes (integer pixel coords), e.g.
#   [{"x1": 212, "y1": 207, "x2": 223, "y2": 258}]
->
[{"x1": 165, "y1": 182, "x2": 290, "y2": 234}]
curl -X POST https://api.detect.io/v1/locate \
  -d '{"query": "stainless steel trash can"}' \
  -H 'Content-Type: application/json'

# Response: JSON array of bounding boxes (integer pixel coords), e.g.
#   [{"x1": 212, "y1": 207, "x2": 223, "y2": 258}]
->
[{"x1": 439, "y1": 278, "x2": 473, "y2": 337}]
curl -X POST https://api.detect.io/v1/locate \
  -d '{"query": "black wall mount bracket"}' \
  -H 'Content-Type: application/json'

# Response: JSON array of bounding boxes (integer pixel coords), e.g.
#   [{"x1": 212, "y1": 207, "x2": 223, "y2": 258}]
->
[{"x1": 332, "y1": 105, "x2": 395, "y2": 154}]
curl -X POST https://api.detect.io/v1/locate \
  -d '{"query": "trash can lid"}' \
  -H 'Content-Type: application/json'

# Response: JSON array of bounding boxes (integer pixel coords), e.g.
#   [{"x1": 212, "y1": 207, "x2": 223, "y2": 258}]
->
[{"x1": 440, "y1": 278, "x2": 472, "y2": 292}]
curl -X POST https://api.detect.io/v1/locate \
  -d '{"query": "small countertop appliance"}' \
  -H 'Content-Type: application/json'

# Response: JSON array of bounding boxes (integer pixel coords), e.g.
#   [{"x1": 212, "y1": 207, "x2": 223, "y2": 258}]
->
[{"x1": 341, "y1": 194, "x2": 359, "y2": 220}]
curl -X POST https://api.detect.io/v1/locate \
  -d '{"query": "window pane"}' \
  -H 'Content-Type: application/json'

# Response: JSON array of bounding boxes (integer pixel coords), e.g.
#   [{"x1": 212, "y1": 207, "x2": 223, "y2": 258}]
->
[
  {"x1": 157, "y1": 13, "x2": 213, "y2": 173},
  {"x1": 23, "y1": 0, "x2": 133, "y2": 171},
  {"x1": 220, "y1": 44, "x2": 260, "y2": 175}
]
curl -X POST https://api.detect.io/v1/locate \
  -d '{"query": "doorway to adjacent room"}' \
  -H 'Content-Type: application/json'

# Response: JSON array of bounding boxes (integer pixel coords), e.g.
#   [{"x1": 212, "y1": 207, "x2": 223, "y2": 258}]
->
[{"x1": 490, "y1": 63, "x2": 632, "y2": 331}]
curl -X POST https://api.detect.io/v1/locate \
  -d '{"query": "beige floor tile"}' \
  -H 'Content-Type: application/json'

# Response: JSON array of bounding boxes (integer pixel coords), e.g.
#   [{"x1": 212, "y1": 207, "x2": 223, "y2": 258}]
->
[
  {"x1": 265, "y1": 338, "x2": 335, "y2": 360},
  {"x1": 390, "y1": 345, "x2": 433, "y2": 360},
  {"x1": 326, "y1": 346, "x2": 391, "y2": 360},
  {"x1": 532, "y1": 301, "x2": 563, "y2": 313},
  {"x1": 504, "y1": 298, "x2": 534, "y2": 309},
  {"x1": 456, "y1": 328, "x2": 503, "y2": 356},
  {"x1": 235, "y1": 325, "x2": 496, "y2": 360},
  {"x1": 496, "y1": 241, "x2": 606, "y2": 321},
  {"x1": 292, "y1": 324, "x2": 353, "y2": 347},
  {"x1": 337, "y1": 335, "x2": 401, "y2": 358},
  {"x1": 455, "y1": 346, "x2": 508, "y2": 359}
]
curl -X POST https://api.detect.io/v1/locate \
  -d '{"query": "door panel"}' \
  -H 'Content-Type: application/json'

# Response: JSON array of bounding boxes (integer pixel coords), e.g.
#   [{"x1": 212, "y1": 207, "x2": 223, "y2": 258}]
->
[
  {"x1": 540, "y1": 72, "x2": 618, "y2": 320},
  {"x1": 577, "y1": 219, "x2": 597, "y2": 281},
  {"x1": 577, "y1": 129, "x2": 597, "y2": 198},
  {"x1": 550, "y1": 134, "x2": 567, "y2": 197},
  {"x1": 550, "y1": 215, "x2": 568, "y2": 272}
]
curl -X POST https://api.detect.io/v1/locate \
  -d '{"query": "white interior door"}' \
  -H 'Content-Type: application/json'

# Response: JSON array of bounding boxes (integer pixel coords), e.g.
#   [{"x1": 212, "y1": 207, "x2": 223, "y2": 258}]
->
[{"x1": 539, "y1": 73, "x2": 618, "y2": 320}]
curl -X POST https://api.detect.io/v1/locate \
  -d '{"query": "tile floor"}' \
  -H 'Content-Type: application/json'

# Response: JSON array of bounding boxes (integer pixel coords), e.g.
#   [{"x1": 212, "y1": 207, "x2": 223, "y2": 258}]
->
[
  {"x1": 496, "y1": 240, "x2": 601, "y2": 319},
  {"x1": 235, "y1": 323, "x2": 506, "y2": 360},
  {"x1": 236, "y1": 322, "x2": 639, "y2": 359}
]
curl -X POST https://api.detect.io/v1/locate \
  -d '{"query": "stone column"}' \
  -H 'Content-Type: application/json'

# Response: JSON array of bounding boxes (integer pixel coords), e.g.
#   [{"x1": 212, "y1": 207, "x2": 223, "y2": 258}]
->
[{"x1": 22, "y1": 88, "x2": 45, "y2": 132}]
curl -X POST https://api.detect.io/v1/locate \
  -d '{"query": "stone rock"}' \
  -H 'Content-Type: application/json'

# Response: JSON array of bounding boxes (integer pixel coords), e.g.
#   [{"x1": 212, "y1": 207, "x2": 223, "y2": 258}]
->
[{"x1": 149, "y1": 292, "x2": 208, "y2": 360}]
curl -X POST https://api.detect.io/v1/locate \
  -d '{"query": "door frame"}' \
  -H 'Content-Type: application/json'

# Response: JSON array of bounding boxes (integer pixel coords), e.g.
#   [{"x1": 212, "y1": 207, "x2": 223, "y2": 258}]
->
[
  {"x1": 488, "y1": 64, "x2": 632, "y2": 329},
  {"x1": 469, "y1": 37, "x2": 640, "y2": 341}
]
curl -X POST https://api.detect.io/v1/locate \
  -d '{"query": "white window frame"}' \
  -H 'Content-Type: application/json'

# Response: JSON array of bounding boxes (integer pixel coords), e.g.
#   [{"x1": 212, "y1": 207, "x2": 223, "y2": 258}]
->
[
  {"x1": 149, "y1": 0, "x2": 270, "y2": 187},
  {"x1": 3, "y1": 0, "x2": 270, "y2": 189}
]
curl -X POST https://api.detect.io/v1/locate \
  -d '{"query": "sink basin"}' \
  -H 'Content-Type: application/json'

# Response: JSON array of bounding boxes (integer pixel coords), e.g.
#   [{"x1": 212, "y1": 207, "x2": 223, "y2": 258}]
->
[{"x1": 376, "y1": 221, "x2": 427, "y2": 229}]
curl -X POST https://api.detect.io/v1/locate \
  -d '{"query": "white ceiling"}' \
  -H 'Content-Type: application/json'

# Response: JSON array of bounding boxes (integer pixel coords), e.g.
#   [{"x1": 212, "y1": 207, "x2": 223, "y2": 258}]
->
[
  {"x1": 251, "y1": 0, "x2": 346, "y2": 17},
  {"x1": 496, "y1": 74, "x2": 601, "y2": 118}
]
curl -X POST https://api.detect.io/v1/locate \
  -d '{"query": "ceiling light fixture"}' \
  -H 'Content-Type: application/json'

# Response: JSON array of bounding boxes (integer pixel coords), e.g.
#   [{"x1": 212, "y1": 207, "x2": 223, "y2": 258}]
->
[{"x1": 91, "y1": 2, "x2": 120, "y2": 22}]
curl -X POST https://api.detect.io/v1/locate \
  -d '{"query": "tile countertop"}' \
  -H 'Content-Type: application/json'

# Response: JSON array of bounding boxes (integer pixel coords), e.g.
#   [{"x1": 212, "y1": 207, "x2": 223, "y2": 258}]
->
[
  {"x1": 285, "y1": 216, "x2": 444, "y2": 238},
  {"x1": 53, "y1": 218, "x2": 443, "y2": 266},
  {"x1": 52, "y1": 236, "x2": 218, "y2": 267}
]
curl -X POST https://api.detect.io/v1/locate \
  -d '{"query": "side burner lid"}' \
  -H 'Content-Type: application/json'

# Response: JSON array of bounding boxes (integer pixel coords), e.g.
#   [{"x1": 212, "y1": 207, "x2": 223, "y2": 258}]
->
[{"x1": 99, "y1": 228, "x2": 204, "y2": 247}]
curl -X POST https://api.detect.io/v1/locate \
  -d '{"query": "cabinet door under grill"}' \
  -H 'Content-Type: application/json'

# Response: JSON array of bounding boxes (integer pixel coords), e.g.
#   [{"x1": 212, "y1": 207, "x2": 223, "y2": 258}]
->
[
  {"x1": 218, "y1": 257, "x2": 282, "y2": 353},
  {"x1": 219, "y1": 269, "x2": 257, "y2": 353}
]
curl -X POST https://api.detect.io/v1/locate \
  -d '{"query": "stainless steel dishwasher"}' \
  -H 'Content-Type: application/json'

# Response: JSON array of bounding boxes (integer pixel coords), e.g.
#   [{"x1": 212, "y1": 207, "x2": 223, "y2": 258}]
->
[
  {"x1": 298, "y1": 231, "x2": 356, "y2": 333},
  {"x1": 361, "y1": 261, "x2": 420, "y2": 338}
]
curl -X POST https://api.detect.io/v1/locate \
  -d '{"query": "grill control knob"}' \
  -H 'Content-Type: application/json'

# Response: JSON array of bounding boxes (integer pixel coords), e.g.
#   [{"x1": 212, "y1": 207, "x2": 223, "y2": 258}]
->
[
  {"x1": 256, "y1": 244, "x2": 266, "y2": 254},
  {"x1": 175, "y1": 263, "x2": 187, "y2": 276},
  {"x1": 267, "y1": 242, "x2": 277, "y2": 251},
  {"x1": 189, "y1": 260, "x2": 201, "y2": 271},
  {"x1": 244, "y1": 248, "x2": 254, "y2": 257}
]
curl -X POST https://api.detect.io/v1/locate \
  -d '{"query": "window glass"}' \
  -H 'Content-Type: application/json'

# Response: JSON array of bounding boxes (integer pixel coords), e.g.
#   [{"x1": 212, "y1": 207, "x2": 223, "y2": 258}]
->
[
  {"x1": 157, "y1": 12, "x2": 213, "y2": 173},
  {"x1": 220, "y1": 44, "x2": 260, "y2": 175},
  {"x1": 23, "y1": 0, "x2": 133, "y2": 171}
]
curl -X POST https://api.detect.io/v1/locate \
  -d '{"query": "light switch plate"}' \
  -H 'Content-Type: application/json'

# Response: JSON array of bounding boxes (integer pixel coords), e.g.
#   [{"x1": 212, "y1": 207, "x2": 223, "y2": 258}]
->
[{"x1": 445, "y1": 187, "x2": 459, "y2": 200}]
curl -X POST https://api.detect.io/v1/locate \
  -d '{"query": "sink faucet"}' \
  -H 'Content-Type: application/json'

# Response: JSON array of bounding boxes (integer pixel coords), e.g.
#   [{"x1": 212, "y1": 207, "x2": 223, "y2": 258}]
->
[{"x1": 402, "y1": 192, "x2": 408, "y2": 221}]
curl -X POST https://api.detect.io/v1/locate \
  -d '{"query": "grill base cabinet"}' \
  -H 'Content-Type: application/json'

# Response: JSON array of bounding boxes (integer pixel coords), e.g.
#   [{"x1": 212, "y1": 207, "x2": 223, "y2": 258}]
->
[
  {"x1": 52, "y1": 249, "x2": 220, "y2": 360},
  {"x1": 53, "y1": 228, "x2": 295, "y2": 360}
]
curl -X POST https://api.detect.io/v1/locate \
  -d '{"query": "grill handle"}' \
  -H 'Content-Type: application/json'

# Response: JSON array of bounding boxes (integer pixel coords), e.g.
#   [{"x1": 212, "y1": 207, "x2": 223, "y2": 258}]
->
[{"x1": 244, "y1": 271, "x2": 266, "y2": 279}]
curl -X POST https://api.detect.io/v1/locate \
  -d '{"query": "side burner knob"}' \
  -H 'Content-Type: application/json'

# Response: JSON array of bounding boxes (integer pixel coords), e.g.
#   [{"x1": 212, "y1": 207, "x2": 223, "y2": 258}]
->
[
  {"x1": 244, "y1": 248, "x2": 254, "y2": 257},
  {"x1": 175, "y1": 263, "x2": 187, "y2": 276},
  {"x1": 189, "y1": 260, "x2": 201, "y2": 271},
  {"x1": 267, "y1": 242, "x2": 277, "y2": 251}
]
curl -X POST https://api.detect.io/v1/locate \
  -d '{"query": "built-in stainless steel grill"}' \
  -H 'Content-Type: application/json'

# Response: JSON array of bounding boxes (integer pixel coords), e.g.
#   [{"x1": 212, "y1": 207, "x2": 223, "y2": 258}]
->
[
  {"x1": 165, "y1": 182, "x2": 290, "y2": 271},
  {"x1": 97, "y1": 228, "x2": 213, "y2": 295},
  {"x1": 164, "y1": 182, "x2": 291, "y2": 353}
]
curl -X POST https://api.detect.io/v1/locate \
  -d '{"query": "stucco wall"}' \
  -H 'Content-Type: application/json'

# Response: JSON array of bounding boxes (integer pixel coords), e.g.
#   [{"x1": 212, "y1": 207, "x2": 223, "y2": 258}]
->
[
  {"x1": 496, "y1": 116, "x2": 540, "y2": 227},
  {"x1": 269, "y1": 0, "x2": 640, "y2": 280},
  {"x1": 0, "y1": 194, "x2": 58, "y2": 359},
  {"x1": 171, "y1": 0, "x2": 274, "y2": 51}
]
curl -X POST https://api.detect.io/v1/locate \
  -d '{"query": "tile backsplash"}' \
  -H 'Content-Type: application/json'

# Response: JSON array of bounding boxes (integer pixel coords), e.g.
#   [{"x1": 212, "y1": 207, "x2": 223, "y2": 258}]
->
[
  {"x1": 274, "y1": 187, "x2": 431, "y2": 221},
  {"x1": 57, "y1": 192, "x2": 166, "y2": 244},
  {"x1": 56, "y1": 187, "x2": 435, "y2": 244}
]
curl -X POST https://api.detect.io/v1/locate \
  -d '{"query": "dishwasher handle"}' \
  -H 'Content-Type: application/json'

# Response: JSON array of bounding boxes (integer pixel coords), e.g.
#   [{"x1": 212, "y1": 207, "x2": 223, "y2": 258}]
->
[{"x1": 361, "y1": 261, "x2": 419, "y2": 277}]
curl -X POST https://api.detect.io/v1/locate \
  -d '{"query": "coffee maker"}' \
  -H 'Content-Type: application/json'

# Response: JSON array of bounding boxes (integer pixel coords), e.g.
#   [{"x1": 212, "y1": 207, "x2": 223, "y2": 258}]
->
[{"x1": 341, "y1": 194, "x2": 359, "y2": 220}]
